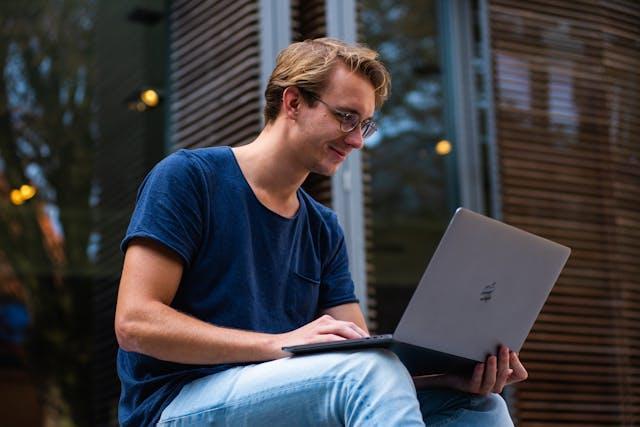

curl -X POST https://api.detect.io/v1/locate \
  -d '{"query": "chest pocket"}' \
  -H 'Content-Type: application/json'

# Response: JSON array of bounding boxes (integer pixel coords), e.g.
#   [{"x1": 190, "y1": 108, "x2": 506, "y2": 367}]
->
[{"x1": 287, "y1": 263, "x2": 321, "y2": 325}]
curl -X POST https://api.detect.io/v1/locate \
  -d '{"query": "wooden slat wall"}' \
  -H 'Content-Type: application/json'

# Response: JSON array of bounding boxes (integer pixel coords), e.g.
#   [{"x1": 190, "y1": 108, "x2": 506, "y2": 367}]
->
[
  {"x1": 291, "y1": 0, "x2": 327, "y2": 40},
  {"x1": 489, "y1": 1, "x2": 640, "y2": 425},
  {"x1": 169, "y1": 0, "x2": 262, "y2": 150},
  {"x1": 360, "y1": 149, "x2": 378, "y2": 330},
  {"x1": 169, "y1": 0, "x2": 333, "y2": 200},
  {"x1": 168, "y1": 0, "x2": 334, "y2": 207}
]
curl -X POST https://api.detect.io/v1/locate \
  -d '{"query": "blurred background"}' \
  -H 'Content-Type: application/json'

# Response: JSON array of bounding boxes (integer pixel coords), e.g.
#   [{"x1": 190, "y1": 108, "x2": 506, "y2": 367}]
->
[{"x1": 0, "y1": 0, "x2": 638, "y2": 425}]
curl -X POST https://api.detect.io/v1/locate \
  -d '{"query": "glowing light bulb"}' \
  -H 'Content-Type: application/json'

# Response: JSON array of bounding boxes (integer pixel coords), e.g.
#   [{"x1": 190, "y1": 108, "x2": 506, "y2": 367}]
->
[
  {"x1": 140, "y1": 89, "x2": 159, "y2": 107},
  {"x1": 10, "y1": 189, "x2": 24, "y2": 205},
  {"x1": 435, "y1": 140, "x2": 452, "y2": 156},
  {"x1": 20, "y1": 184, "x2": 37, "y2": 200}
]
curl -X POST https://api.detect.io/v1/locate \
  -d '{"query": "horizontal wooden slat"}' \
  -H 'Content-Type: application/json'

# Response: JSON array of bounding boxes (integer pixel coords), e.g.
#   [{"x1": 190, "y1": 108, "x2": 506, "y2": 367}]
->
[
  {"x1": 169, "y1": 0, "x2": 261, "y2": 150},
  {"x1": 491, "y1": 0, "x2": 640, "y2": 425}
]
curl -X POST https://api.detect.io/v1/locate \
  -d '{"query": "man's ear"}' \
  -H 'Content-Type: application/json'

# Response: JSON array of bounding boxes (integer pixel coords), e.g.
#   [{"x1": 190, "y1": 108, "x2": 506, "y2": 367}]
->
[{"x1": 282, "y1": 86, "x2": 303, "y2": 120}]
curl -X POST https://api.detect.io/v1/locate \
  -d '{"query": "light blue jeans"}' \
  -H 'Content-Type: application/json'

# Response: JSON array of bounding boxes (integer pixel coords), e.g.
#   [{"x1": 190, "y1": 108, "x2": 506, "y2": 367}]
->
[{"x1": 158, "y1": 350, "x2": 513, "y2": 426}]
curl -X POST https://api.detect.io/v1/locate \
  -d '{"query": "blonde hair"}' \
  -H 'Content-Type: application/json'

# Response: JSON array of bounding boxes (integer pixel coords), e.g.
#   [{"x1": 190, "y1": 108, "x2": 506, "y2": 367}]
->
[{"x1": 264, "y1": 38, "x2": 391, "y2": 124}]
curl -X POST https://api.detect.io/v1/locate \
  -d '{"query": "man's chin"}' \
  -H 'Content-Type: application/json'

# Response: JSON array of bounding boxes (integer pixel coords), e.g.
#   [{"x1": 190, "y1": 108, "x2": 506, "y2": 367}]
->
[{"x1": 312, "y1": 163, "x2": 341, "y2": 177}]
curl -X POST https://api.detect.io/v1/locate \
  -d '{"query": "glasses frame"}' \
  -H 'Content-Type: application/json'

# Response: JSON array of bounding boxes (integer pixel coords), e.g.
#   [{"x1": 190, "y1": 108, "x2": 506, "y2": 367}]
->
[{"x1": 307, "y1": 93, "x2": 378, "y2": 139}]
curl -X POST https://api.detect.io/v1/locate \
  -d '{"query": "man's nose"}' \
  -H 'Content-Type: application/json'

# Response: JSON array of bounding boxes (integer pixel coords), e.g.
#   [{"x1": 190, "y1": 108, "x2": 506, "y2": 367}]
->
[{"x1": 344, "y1": 125, "x2": 364, "y2": 150}]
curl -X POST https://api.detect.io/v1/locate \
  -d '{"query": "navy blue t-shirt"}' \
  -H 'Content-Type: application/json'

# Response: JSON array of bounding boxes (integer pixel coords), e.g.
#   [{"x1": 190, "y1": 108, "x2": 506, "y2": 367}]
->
[{"x1": 117, "y1": 147, "x2": 358, "y2": 426}]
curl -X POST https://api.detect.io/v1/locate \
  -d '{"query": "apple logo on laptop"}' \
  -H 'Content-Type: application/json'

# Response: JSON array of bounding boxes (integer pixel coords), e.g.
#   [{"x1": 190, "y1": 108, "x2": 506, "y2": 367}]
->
[{"x1": 480, "y1": 282, "x2": 496, "y2": 302}]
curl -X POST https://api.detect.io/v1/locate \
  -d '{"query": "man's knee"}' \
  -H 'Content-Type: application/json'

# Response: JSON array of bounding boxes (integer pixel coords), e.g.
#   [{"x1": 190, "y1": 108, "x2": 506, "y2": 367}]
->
[
  {"x1": 344, "y1": 349, "x2": 404, "y2": 370},
  {"x1": 472, "y1": 393, "x2": 513, "y2": 426},
  {"x1": 339, "y1": 349, "x2": 413, "y2": 386},
  {"x1": 479, "y1": 392, "x2": 509, "y2": 412}
]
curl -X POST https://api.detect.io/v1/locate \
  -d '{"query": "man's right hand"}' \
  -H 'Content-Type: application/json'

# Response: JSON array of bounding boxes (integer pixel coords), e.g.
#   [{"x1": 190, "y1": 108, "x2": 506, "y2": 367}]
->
[{"x1": 272, "y1": 314, "x2": 369, "y2": 357}]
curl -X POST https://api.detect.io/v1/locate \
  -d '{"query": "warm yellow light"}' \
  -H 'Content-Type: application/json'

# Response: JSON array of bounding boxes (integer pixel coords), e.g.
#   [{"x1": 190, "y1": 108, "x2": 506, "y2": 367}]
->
[
  {"x1": 140, "y1": 89, "x2": 159, "y2": 107},
  {"x1": 10, "y1": 189, "x2": 24, "y2": 205},
  {"x1": 435, "y1": 140, "x2": 452, "y2": 156},
  {"x1": 20, "y1": 184, "x2": 37, "y2": 200},
  {"x1": 135, "y1": 101, "x2": 147, "y2": 112}
]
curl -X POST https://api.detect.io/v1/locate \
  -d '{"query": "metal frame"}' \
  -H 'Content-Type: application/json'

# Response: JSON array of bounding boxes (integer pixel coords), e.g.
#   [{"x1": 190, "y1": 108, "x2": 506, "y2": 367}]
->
[
  {"x1": 259, "y1": 0, "x2": 291, "y2": 127},
  {"x1": 325, "y1": 0, "x2": 369, "y2": 318},
  {"x1": 437, "y1": 0, "x2": 486, "y2": 214},
  {"x1": 478, "y1": 0, "x2": 502, "y2": 220}
]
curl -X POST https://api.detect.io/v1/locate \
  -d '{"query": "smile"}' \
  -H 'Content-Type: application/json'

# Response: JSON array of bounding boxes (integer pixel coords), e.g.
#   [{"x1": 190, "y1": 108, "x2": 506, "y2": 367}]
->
[{"x1": 329, "y1": 146, "x2": 347, "y2": 160}]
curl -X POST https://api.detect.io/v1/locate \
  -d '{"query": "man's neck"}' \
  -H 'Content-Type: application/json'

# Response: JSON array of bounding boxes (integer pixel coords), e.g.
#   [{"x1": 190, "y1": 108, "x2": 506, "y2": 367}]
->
[{"x1": 232, "y1": 123, "x2": 309, "y2": 217}]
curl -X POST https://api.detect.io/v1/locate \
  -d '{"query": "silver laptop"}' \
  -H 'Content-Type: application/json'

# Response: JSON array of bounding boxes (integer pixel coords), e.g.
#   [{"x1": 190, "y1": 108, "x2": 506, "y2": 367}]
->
[{"x1": 283, "y1": 208, "x2": 571, "y2": 376}]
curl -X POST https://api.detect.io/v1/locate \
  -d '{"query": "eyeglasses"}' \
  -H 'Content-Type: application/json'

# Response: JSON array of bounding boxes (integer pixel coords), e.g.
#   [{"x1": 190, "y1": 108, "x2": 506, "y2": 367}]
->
[{"x1": 308, "y1": 93, "x2": 378, "y2": 139}]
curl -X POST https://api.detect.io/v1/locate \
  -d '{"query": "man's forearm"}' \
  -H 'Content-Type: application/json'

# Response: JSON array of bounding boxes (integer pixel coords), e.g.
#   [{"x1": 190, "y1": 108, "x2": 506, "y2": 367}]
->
[{"x1": 116, "y1": 301, "x2": 282, "y2": 365}]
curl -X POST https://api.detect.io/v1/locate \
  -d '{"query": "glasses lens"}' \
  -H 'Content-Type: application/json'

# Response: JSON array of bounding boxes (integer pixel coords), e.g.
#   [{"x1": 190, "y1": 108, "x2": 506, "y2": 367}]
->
[
  {"x1": 361, "y1": 121, "x2": 377, "y2": 139},
  {"x1": 339, "y1": 113, "x2": 359, "y2": 133}
]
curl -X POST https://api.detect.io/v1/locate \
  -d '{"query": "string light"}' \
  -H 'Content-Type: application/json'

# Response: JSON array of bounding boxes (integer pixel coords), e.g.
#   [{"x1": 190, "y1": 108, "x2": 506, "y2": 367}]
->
[
  {"x1": 10, "y1": 189, "x2": 24, "y2": 205},
  {"x1": 9, "y1": 184, "x2": 37, "y2": 205},
  {"x1": 20, "y1": 184, "x2": 37, "y2": 199}
]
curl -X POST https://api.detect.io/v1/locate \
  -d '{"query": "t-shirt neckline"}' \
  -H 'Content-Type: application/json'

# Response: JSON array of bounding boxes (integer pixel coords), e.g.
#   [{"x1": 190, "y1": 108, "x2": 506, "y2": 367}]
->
[{"x1": 226, "y1": 146, "x2": 302, "y2": 222}]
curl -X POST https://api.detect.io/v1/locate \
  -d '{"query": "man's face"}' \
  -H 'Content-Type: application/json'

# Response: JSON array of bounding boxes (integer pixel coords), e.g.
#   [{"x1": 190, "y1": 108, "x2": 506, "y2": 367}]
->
[{"x1": 295, "y1": 62, "x2": 376, "y2": 176}]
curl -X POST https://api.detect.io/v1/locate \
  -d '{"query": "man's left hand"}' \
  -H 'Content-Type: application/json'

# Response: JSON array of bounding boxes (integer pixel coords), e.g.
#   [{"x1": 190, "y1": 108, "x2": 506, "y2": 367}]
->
[{"x1": 413, "y1": 346, "x2": 528, "y2": 395}]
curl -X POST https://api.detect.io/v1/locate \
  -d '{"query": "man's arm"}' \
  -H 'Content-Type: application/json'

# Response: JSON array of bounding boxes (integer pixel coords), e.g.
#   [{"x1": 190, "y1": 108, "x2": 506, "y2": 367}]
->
[{"x1": 114, "y1": 238, "x2": 368, "y2": 365}]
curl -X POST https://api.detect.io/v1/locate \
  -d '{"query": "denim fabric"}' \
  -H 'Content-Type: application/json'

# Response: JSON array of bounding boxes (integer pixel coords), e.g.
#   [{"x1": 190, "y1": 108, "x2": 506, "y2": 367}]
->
[
  {"x1": 158, "y1": 350, "x2": 513, "y2": 426},
  {"x1": 418, "y1": 386, "x2": 513, "y2": 426}
]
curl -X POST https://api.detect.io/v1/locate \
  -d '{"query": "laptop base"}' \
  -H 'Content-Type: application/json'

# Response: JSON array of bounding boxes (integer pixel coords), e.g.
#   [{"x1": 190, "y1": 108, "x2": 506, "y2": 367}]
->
[{"x1": 283, "y1": 337, "x2": 479, "y2": 377}]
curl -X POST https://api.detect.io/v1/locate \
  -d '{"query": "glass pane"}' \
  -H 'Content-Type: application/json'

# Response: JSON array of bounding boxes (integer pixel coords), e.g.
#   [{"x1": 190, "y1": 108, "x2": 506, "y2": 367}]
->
[
  {"x1": 0, "y1": 1, "x2": 166, "y2": 424},
  {"x1": 361, "y1": 0, "x2": 459, "y2": 333}
]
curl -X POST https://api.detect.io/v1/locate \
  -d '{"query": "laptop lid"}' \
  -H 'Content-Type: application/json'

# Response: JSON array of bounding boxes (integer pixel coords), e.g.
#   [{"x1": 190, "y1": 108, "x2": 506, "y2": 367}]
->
[{"x1": 393, "y1": 208, "x2": 571, "y2": 362}]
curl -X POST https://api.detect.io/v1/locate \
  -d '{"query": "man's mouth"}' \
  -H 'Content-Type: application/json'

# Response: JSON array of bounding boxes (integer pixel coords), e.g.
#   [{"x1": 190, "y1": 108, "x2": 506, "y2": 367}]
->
[{"x1": 329, "y1": 146, "x2": 347, "y2": 159}]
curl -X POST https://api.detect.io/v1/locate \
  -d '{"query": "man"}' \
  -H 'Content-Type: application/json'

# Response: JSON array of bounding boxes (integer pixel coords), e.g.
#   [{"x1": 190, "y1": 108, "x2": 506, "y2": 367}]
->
[{"x1": 115, "y1": 38, "x2": 527, "y2": 426}]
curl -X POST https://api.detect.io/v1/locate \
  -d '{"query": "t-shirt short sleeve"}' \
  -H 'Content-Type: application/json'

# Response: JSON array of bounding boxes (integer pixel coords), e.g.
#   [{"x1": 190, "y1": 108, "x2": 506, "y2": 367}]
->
[
  {"x1": 121, "y1": 150, "x2": 206, "y2": 267},
  {"x1": 318, "y1": 213, "x2": 359, "y2": 309}
]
